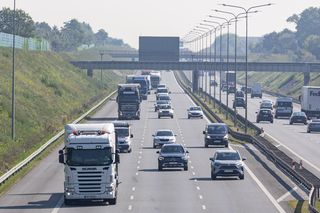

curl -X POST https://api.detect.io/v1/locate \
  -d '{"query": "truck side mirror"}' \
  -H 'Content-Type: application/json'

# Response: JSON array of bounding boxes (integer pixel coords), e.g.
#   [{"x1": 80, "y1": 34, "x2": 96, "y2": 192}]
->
[
  {"x1": 203, "y1": 131, "x2": 206, "y2": 134},
  {"x1": 156, "y1": 151, "x2": 160, "y2": 154},
  {"x1": 130, "y1": 134, "x2": 133, "y2": 138},
  {"x1": 58, "y1": 150, "x2": 64, "y2": 164},
  {"x1": 115, "y1": 153, "x2": 120, "y2": 164},
  {"x1": 209, "y1": 157, "x2": 214, "y2": 161}
]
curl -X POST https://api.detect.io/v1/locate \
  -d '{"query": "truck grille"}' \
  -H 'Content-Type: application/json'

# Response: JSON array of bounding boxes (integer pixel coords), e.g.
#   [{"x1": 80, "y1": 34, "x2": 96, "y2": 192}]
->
[
  {"x1": 120, "y1": 104, "x2": 137, "y2": 111},
  {"x1": 77, "y1": 171, "x2": 103, "y2": 193}
]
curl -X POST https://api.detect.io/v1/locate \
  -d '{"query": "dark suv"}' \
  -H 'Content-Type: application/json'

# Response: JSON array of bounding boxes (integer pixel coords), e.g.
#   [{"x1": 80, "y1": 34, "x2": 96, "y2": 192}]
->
[
  {"x1": 256, "y1": 109, "x2": 273, "y2": 123},
  {"x1": 203, "y1": 123, "x2": 229, "y2": 148},
  {"x1": 157, "y1": 144, "x2": 189, "y2": 171}
]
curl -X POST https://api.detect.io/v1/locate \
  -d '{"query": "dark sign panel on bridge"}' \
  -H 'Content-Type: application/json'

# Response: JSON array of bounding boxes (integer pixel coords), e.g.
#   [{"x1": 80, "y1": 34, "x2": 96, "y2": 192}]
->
[{"x1": 139, "y1": 36, "x2": 179, "y2": 62}]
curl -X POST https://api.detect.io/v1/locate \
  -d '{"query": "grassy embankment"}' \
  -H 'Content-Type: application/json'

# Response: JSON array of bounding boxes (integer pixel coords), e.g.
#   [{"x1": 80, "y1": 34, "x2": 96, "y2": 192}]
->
[{"x1": 0, "y1": 47, "x2": 124, "y2": 177}]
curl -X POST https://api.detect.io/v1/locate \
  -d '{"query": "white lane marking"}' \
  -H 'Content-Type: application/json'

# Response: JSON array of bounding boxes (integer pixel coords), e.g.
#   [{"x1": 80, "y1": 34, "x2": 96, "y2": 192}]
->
[
  {"x1": 192, "y1": 172, "x2": 196, "y2": 176},
  {"x1": 51, "y1": 196, "x2": 64, "y2": 213},
  {"x1": 265, "y1": 132, "x2": 320, "y2": 173},
  {"x1": 137, "y1": 160, "x2": 141, "y2": 164},
  {"x1": 135, "y1": 172, "x2": 139, "y2": 176},
  {"x1": 276, "y1": 186, "x2": 299, "y2": 203},
  {"x1": 138, "y1": 156, "x2": 142, "y2": 159},
  {"x1": 202, "y1": 205, "x2": 206, "y2": 210},
  {"x1": 128, "y1": 205, "x2": 133, "y2": 211},
  {"x1": 130, "y1": 195, "x2": 134, "y2": 200},
  {"x1": 191, "y1": 166, "x2": 194, "y2": 169},
  {"x1": 196, "y1": 186, "x2": 200, "y2": 190},
  {"x1": 175, "y1": 76, "x2": 286, "y2": 213},
  {"x1": 137, "y1": 166, "x2": 140, "y2": 169},
  {"x1": 199, "y1": 195, "x2": 203, "y2": 200},
  {"x1": 132, "y1": 187, "x2": 136, "y2": 191}
]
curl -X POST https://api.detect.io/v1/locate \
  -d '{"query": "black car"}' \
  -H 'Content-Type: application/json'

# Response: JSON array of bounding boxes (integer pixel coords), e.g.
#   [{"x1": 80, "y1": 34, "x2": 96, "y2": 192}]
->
[
  {"x1": 157, "y1": 144, "x2": 189, "y2": 171},
  {"x1": 228, "y1": 86, "x2": 236, "y2": 94},
  {"x1": 203, "y1": 123, "x2": 229, "y2": 148},
  {"x1": 235, "y1": 90, "x2": 245, "y2": 98},
  {"x1": 256, "y1": 109, "x2": 273, "y2": 123},
  {"x1": 233, "y1": 97, "x2": 246, "y2": 109},
  {"x1": 241, "y1": 86, "x2": 252, "y2": 94},
  {"x1": 307, "y1": 120, "x2": 320, "y2": 133},
  {"x1": 290, "y1": 112, "x2": 307, "y2": 125}
]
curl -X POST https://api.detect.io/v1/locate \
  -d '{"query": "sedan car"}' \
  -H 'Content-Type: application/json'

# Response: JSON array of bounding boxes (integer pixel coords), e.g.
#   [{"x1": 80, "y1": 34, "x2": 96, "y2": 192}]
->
[
  {"x1": 256, "y1": 109, "x2": 273, "y2": 123},
  {"x1": 233, "y1": 97, "x2": 246, "y2": 109},
  {"x1": 153, "y1": 129, "x2": 176, "y2": 148},
  {"x1": 259, "y1": 102, "x2": 273, "y2": 110},
  {"x1": 187, "y1": 106, "x2": 204, "y2": 119},
  {"x1": 307, "y1": 119, "x2": 320, "y2": 133},
  {"x1": 158, "y1": 104, "x2": 174, "y2": 119},
  {"x1": 157, "y1": 144, "x2": 189, "y2": 171},
  {"x1": 290, "y1": 112, "x2": 307, "y2": 125},
  {"x1": 154, "y1": 100, "x2": 170, "y2": 112},
  {"x1": 210, "y1": 150, "x2": 245, "y2": 180},
  {"x1": 203, "y1": 123, "x2": 229, "y2": 148}
]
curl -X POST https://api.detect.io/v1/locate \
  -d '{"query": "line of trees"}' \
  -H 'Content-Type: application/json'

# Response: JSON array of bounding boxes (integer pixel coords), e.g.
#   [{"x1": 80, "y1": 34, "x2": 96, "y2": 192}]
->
[
  {"x1": 251, "y1": 7, "x2": 320, "y2": 61},
  {"x1": 0, "y1": 7, "x2": 126, "y2": 51}
]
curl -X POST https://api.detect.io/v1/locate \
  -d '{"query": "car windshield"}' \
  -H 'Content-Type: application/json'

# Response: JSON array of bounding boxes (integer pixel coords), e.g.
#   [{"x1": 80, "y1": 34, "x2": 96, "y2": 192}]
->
[
  {"x1": 310, "y1": 123, "x2": 320, "y2": 127},
  {"x1": 207, "y1": 125, "x2": 227, "y2": 134},
  {"x1": 66, "y1": 148, "x2": 112, "y2": 166},
  {"x1": 277, "y1": 101, "x2": 292, "y2": 107},
  {"x1": 159, "y1": 105, "x2": 171, "y2": 109},
  {"x1": 157, "y1": 100, "x2": 168, "y2": 104},
  {"x1": 161, "y1": 146, "x2": 184, "y2": 154},
  {"x1": 156, "y1": 131, "x2": 173, "y2": 136},
  {"x1": 158, "y1": 85, "x2": 166, "y2": 88},
  {"x1": 190, "y1": 107, "x2": 201, "y2": 111},
  {"x1": 157, "y1": 88, "x2": 168, "y2": 93},
  {"x1": 115, "y1": 128, "x2": 129, "y2": 137},
  {"x1": 261, "y1": 103, "x2": 272, "y2": 108},
  {"x1": 159, "y1": 96, "x2": 170, "y2": 101},
  {"x1": 216, "y1": 152, "x2": 240, "y2": 161},
  {"x1": 293, "y1": 112, "x2": 305, "y2": 116}
]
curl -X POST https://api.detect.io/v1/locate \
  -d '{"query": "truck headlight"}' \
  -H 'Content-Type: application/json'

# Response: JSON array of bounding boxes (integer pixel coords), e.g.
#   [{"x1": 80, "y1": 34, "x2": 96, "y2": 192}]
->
[
  {"x1": 65, "y1": 187, "x2": 75, "y2": 192},
  {"x1": 206, "y1": 136, "x2": 211, "y2": 139},
  {"x1": 106, "y1": 186, "x2": 113, "y2": 192},
  {"x1": 158, "y1": 156, "x2": 164, "y2": 161},
  {"x1": 223, "y1": 135, "x2": 228, "y2": 140}
]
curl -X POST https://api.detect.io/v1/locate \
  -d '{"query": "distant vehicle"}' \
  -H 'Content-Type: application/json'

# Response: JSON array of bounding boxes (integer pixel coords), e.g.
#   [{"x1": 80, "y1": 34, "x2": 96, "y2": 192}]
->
[
  {"x1": 155, "y1": 87, "x2": 169, "y2": 96},
  {"x1": 274, "y1": 97, "x2": 293, "y2": 118},
  {"x1": 131, "y1": 75, "x2": 149, "y2": 100},
  {"x1": 256, "y1": 109, "x2": 273, "y2": 123},
  {"x1": 154, "y1": 99, "x2": 170, "y2": 111},
  {"x1": 157, "y1": 144, "x2": 189, "y2": 171},
  {"x1": 261, "y1": 99, "x2": 273, "y2": 104},
  {"x1": 210, "y1": 80, "x2": 218, "y2": 86},
  {"x1": 150, "y1": 72, "x2": 161, "y2": 89},
  {"x1": 153, "y1": 129, "x2": 177, "y2": 148},
  {"x1": 228, "y1": 85, "x2": 236, "y2": 94},
  {"x1": 157, "y1": 84, "x2": 166, "y2": 89},
  {"x1": 157, "y1": 94, "x2": 171, "y2": 103},
  {"x1": 241, "y1": 86, "x2": 252, "y2": 94},
  {"x1": 117, "y1": 84, "x2": 141, "y2": 120},
  {"x1": 59, "y1": 123, "x2": 119, "y2": 205},
  {"x1": 113, "y1": 121, "x2": 133, "y2": 153},
  {"x1": 235, "y1": 90, "x2": 245, "y2": 98},
  {"x1": 300, "y1": 86, "x2": 320, "y2": 119},
  {"x1": 233, "y1": 97, "x2": 246, "y2": 109},
  {"x1": 307, "y1": 119, "x2": 320, "y2": 133},
  {"x1": 221, "y1": 84, "x2": 228, "y2": 92},
  {"x1": 221, "y1": 71, "x2": 236, "y2": 86},
  {"x1": 259, "y1": 102, "x2": 273, "y2": 110},
  {"x1": 158, "y1": 104, "x2": 174, "y2": 119},
  {"x1": 251, "y1": 83, "x2": 262, "y2": 98},
  {"x1": 289, "y1": 112, "x2": 307, "y2": 125},
  {"x1": 187, "y1": 106, "x2": 204, "y2": 119},
  {"x1": 203, "y1": 123, "x2": 229, "y2": 148},
  {"x1": 141, "y1": 70, "x2": 151, "y2": 75},
  {"x1": 209, "y1": 150, "x2": 245, "y2": 180}
]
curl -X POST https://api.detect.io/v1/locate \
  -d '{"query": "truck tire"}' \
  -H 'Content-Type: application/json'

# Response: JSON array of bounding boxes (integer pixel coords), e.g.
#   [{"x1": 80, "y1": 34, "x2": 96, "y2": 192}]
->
[
  {"x1": 205, "y1": 142, "x2": 208, "y2": 148},
  {"x1": 158, "y1": 115, "x2": 161, "y2": 119},
  {"x1": 184, "y1": 164, "x2": 188, "y2": 171},
  {"x1": 211, "y1": 171, "x2": 216, "y2": 180},
  {"x1": 158, "y1": 164, "x2": 163, "y2": 171},
  {"x1": 108, "y1": 198, "x2": 117, "y2": 205},
  {"x1": 239, "y1": 174, "x2": 244, "y2": 180}
]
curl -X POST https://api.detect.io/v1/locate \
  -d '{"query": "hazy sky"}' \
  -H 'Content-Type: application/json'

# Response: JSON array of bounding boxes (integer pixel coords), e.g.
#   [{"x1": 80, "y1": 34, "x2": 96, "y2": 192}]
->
[{"x1": 1, "y1": 0, "x2": 319, "y2": 48}]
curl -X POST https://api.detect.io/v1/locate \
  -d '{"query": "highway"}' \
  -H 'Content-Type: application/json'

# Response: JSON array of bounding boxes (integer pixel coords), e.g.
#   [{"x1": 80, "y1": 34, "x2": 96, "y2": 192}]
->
[
  {"x1": 190, "y1": 71, "x2": 320, "y2": 177},
  {"x1": 0, "y1": 71, "x2": 307, "y2": 213}
]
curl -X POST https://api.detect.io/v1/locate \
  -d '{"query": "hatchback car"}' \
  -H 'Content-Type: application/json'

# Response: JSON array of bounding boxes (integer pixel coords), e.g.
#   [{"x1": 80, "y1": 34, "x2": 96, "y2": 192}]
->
[
  {"x1": 158, "y1": 104, "x2": 174, "y2": 119},
  {"x1": 290, "y1": 112, "x2": 307, "y2": 125},
  {"x1": 203, "y1": 123, "x2": 229, "y2": 148},
  {"x1": 256, "y1": 109, "x2": 274, "y2": 123},
  {"x1": 210, "y1": 150, "x2": 245, "y2": 180},
  {"x1": 153, "y1": 129, "x2": 176, "y2": 148},
  {"x1": 233, "y1": 97, "x2": 246, "y2": 109},
  {"x1": 157, "y1": 144, "x2": 189, "y2": 171},
  {"x1": 307, "y1": 120, "x2": 320, "y2": 133},
  {"x1": 187, "y1": 106, "x2": 204, "y2": 119}
]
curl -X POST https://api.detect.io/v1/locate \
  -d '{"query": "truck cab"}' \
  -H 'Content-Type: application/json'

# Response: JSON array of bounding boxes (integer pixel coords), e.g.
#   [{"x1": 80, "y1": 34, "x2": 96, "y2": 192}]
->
[
  {"x1": 59, "y1": 123, "x2": 120, "y2": 205},
  {"x1": 117, "y1": 84, "x2": 141, "y2": 120}
]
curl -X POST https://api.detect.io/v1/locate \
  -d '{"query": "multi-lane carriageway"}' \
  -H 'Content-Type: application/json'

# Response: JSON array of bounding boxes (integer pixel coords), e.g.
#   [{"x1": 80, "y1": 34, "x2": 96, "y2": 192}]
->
[{"x1": 0, "y1": 71, "x2": 309, "y2": 213}]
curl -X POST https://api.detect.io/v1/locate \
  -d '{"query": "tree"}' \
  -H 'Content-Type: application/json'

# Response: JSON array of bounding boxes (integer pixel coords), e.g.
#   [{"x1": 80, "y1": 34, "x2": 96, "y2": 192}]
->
[
  {"x1": 95, "y1": 29, "x2": 109, "y2": 46},
  {"x1": 60, "y1": 19, "x2": 85, "y2": 51},
  {"x1": 0, "y1": 7, "x2": 35, "y2": 37},
  {"x1": 304, "y1": 35, "x2": 320, "y2": 59},
  {"x1": 35, "y1": 22, "x2": 52, "y2": 40}
]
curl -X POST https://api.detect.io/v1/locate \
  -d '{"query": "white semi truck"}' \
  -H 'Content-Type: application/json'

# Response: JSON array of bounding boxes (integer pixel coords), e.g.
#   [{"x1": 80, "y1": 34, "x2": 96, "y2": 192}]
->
[
  {"x1": 301, "y1": 86, "x2": 320, "y2": 119},
  {"x1": 59, "y1": 123, "x2": 120, "y2": 205}
]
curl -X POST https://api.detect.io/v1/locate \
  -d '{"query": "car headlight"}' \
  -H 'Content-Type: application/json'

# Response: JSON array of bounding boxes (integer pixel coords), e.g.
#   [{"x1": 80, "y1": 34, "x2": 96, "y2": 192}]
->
[
  {"x1": 206, "y1": 136, "x2": 211, "y2": 139},
  {"x1": 158, "y1": 156, "x2": 164, "y2": 161},
  {"x1": 223, "y1": 135, "x2": 228, "y2": 140},
  {"x1": 182, "y1": 156, "x2": 188, "y2": 161}
]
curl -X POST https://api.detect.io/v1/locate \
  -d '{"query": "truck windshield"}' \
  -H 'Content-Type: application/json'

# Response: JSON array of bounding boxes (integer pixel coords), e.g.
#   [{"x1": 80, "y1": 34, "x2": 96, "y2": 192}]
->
[
  {"x1": 115, "y1": 128, "x2": 129, "y2": 137},
  {"x1": 118, "y1": 94, "x2": 139, "y2": 101},
  {"x1": 277, "y1": 102, "x2": 292, "y2": 107},
  {"x1": 66, "y1": 147, "x2": 113, "y2": 166}
]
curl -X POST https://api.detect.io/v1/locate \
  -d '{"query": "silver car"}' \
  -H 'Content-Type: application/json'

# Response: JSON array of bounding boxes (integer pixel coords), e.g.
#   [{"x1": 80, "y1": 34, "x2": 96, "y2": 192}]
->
[
  {"x1": 210, "y1": 150, "x2": 246, "y2": 180},
  {"x1": 153, "y1": 129, "x2": 176, "y2": 148},
  {"x1": 158, "y1": 104, "x2": 174, "y2": 119},
  {"x1": 187, "y1": 106, "x2": 203, "y2": 119}
]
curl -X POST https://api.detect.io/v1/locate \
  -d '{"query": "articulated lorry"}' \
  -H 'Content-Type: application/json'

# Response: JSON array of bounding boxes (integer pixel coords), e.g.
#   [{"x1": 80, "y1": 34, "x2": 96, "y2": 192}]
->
[
  {"x1": 301, "y1": 86, "x2": 320, "y2": 119},
  {"x1": 59, "y1": 123, "x2": 120, "y2": 205},
  {"x1": 117, "y1": 84, "x2": 141, "y2": 120}
]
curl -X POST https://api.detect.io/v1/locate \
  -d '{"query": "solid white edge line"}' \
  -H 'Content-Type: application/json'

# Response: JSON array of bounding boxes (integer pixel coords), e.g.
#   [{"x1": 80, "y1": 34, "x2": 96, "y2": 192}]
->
[
  {"x1": 173, "y1": 72, "x2": 286, "y2": 213},
  {"x1": 51, "y1": 196, "x2": 64, "y2": 213},
  {"x1": 276, "y1": 186, "x2": 298, "y2": 203}
]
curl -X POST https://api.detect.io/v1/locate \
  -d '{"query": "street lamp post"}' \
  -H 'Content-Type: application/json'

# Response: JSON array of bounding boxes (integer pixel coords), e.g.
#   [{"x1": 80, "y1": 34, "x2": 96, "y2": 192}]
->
[
  {"x1": 194, "y1": 27, "x2": 207, "y2": 96},
  {"x1": 222, "y1": 3, "x2": 272, "y2": 133},
  {"x1": 11, "y1": 0, "x2": 16, "y2": 140}
]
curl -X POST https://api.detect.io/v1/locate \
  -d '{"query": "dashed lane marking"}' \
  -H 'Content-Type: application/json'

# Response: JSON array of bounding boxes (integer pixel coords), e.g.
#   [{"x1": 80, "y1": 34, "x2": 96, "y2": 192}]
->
[
  {"x1": 202, "y1": 205, "x2": 206, "y2": 210},
  {"x1": 276, "y1": 186, "x2": 298, "y2": 203},
  {"x1": 50, "y1": 196, "x2": 64, "y2": 213},
  {"x1": 130, "y1": 195, "x2": 134, "y2": 200},
  {"x1": 132, "y1": 187, "x2": 136, "y2": 191},
  {"x1": 128, "y1": 205, "x2": 133, "y2": 211}
]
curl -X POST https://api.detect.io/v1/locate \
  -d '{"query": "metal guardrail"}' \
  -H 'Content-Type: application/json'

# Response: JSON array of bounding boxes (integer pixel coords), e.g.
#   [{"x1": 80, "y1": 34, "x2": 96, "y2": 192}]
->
[
  {"x1": 174, "y1": 71, "x2": 320, "y2": 213},
  {"x1": 0, "y1": 90, "x2": 117, "y2": 185}
]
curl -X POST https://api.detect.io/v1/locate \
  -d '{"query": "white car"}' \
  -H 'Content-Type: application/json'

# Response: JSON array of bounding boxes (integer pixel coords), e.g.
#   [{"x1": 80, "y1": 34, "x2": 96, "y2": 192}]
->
[
  {"x1": 187, "y1": 106, "x2": 203, "y2": 119},
  {"x1": 153, "y1": 129, "x2": 177, "y2": 148},
  {"x1": 158, "y1": 104, "x2": 174, "y2": 119}
]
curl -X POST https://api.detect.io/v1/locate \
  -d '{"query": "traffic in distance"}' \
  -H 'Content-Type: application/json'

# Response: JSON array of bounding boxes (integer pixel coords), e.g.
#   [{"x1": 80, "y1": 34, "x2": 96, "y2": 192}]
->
[{"x1": 58, "y1": 70, "x2": 240, "y2": 206}]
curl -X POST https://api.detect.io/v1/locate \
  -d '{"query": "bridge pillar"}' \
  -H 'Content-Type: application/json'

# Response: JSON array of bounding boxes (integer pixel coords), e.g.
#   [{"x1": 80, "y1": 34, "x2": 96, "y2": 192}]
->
[
  {"x1": 192, "y1": 70, "x2": 199, "y2": 92},
  {"x1": 87, "y1": 69, "x2": 93, "y2": 78},
  {"x1": 304, "y1": 72, "x2": 310, "y2": 86}
]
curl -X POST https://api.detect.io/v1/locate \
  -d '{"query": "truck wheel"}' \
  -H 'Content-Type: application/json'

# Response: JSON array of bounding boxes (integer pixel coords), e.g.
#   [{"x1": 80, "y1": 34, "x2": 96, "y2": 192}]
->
[
  {"x1": 275, "y1": 115, "x2": 278, "y2": 119},
  {"x1": 205, "y1": 143, "x2": 208, "y2": 148},
  {"x1": 158, "y1": 164, "x2": 163, "y2": 171},
  {"x1": 271, "y1": 120, "x2": 274, "y2": 124},
  {"x1": 239, "y1": 174, "x2": 244, "y2": 180},
  {"x1": 158, "y1": 115, "x2": 161, "y2": 119},
  {"x1": 108, "y1": 198, "x2": 117, "y2": 205},
  {"x1": 184, "y1": 165, "x2": 188, "y2": 171},
  {"x1": 171, "y1": 115, "x2": 174, "y2": 119},
  {"x1": 225, "y1": 143, "x2": 229, "y2": 148},
  {"x1": 188, "y1": 116, "x2": 190, "y2": 119},
  {"x1": 256, "y1": 120, "x2": 259, "y2": 123},
  {"x1": 211, "y1": 172, "x2": 216, "y2": 180}
]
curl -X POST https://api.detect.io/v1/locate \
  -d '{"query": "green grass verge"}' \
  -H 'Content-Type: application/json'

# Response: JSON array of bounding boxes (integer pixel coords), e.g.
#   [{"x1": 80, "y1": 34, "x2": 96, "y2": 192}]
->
[{"x1": 288, "y1": 199, "x2": 320, "y2": 213}]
